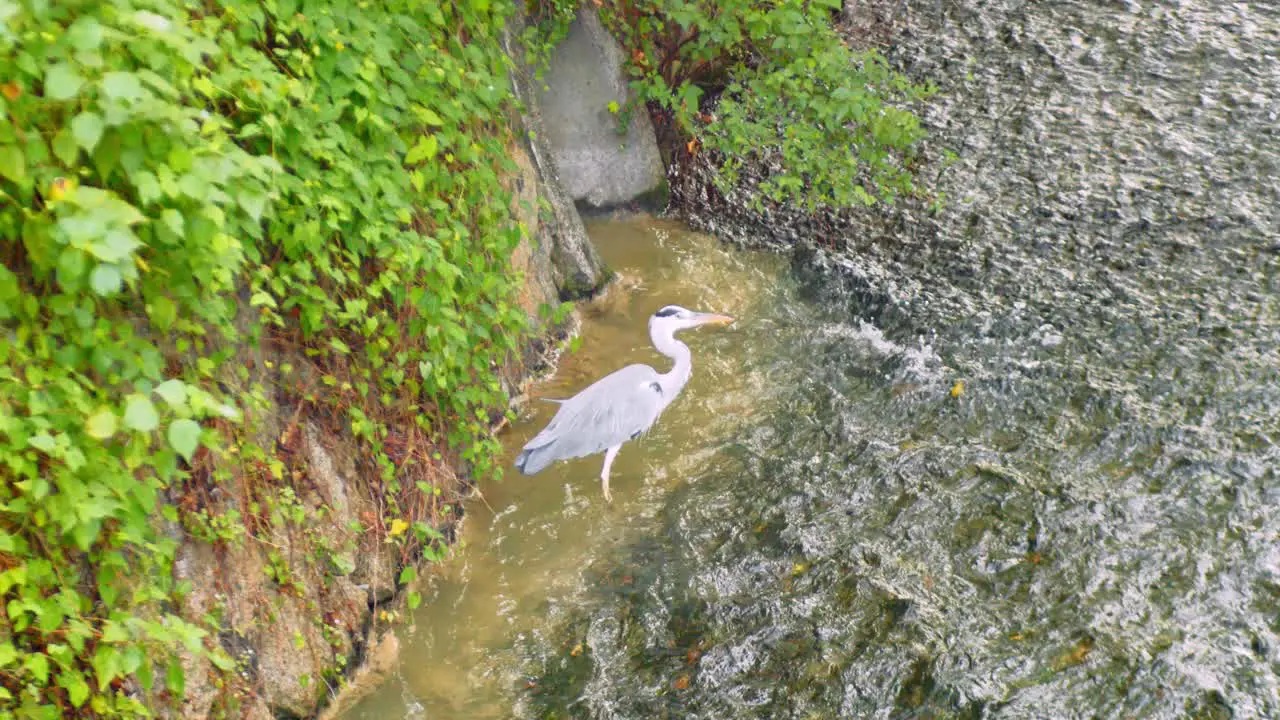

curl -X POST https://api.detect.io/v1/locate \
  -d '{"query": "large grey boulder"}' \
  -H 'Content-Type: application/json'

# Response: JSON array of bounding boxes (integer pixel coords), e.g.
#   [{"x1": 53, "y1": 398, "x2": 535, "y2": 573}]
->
[
  {"x1": 536, "y1": 8, "x2": 666, "y2": 212},
  {"x1": 503, "y1": 8, "x2": 609, "y2": 303}
]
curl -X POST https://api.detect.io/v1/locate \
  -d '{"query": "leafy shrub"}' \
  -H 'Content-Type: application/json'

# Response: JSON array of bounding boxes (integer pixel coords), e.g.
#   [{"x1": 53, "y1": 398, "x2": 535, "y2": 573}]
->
[
  {"x1": 599, "y1": 0, "x2": 932, "y2": 209},
  {"x1": 0, "y1": 0, "x2": 528, "y2": 714}
]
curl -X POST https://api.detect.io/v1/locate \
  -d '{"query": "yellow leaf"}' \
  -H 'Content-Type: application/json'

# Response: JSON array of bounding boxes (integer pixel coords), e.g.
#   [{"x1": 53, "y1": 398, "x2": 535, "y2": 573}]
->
[
  {"x1": 48, "y1": 177, "x2": 72, "y2": 202},
  {"x1": 950, "y1": 381, "x2": 964, "y2": 398},
  {"x1": 389, "y1": 518, "x2": 408, "y2": 537}
]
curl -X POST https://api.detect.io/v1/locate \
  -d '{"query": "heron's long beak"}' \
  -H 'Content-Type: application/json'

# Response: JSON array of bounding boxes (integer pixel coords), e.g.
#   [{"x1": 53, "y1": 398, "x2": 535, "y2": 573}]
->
[{"x1": 695, "y1": 312, "x2": 734, "y2": 326}]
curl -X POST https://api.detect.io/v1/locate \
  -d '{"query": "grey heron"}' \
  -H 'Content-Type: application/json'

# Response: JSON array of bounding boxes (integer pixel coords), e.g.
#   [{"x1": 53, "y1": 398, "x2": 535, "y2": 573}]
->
[{"x1": 514, "y1": 304, "x2": 734, "y2": 501}]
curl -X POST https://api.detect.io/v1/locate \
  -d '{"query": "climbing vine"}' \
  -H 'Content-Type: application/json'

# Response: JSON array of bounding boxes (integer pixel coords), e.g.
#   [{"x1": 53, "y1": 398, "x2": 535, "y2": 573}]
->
[
  {"x1": 0, "y1": 0, "x2": 529, "y2": 715},
  {"x1": 519, "y1": 0, "x2": 580, "y2": 75}
]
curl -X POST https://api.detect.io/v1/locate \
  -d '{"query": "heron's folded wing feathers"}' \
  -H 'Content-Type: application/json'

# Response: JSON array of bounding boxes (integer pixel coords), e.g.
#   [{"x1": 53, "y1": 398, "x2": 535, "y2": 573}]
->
[{"x1": 521, "y1": 364, "x2": 664, "y2": 464}]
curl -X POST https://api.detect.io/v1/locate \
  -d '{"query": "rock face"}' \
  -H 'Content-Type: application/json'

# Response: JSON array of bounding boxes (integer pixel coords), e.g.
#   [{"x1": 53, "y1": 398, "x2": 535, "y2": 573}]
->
[
  {"x1": 165, "y1": 415, "x2": 406, "y2": 720},
  {"x1": 535, "y1": 8, "x2": 667, "y2": 212}
]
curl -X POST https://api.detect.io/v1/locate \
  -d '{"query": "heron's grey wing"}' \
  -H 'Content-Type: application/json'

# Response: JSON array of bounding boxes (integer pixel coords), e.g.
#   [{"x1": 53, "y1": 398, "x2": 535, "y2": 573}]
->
[{"x1": 514, "y1": 364, "x2": 664, "y2": 475}]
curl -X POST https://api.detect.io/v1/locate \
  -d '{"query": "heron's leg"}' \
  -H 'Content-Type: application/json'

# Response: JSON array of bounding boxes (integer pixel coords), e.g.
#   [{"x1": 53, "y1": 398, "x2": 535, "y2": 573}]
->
[{"x1": 600, "y1": 445, "x2": 621, "y2": 502}]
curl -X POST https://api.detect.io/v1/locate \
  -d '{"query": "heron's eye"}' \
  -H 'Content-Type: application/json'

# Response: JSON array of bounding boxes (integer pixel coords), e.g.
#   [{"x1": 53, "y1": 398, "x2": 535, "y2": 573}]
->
[{"x1": 654, "y1": 306, "x2": 682, "y2": 318}]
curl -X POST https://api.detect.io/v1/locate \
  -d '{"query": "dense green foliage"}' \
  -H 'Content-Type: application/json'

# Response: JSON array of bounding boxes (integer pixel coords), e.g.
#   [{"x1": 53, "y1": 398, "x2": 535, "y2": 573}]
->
[
  {"x1": 0, "y1": 0, "x2": 528, "y2": 715},
  {"x1": 598, "y1": 0, "x2": 931, "y2": 209}
]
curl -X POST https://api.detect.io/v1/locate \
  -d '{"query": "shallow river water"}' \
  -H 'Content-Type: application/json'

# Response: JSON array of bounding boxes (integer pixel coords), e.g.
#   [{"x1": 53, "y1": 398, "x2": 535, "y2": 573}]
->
[
  {"x1": 340, "y1": 217, "x2": 799, "y2": 718},
  {"x1": 344, "y1": 0, "x2": 1279, "y2": 717}
]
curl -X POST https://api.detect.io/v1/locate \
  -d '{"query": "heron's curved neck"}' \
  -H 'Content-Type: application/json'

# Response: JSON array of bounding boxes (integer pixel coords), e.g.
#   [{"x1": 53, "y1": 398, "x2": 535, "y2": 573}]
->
[{"x1": 651, "y1": 324, "x2": 692, "y2": 401}]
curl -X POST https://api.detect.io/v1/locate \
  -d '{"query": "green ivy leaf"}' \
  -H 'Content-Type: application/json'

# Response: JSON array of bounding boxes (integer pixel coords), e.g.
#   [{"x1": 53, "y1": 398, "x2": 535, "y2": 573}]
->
[
  {"x1": 0, "y1": 144, "x2": 25, "y2": 183},
  {"x1": 86, "y1": 408, "x2": 118, "y2": 439},
  {"x1": 405, "y1": 134, "x2": 438, "y2": 164},
  {"x1": 92, "y1": 645, "x2": 120, "y2": 690},
  {"x1": 56, "y1": 249, "x2": 88, "y2": 289},
  {"x1": 101, "y1": 621, "x2": 129, "y2": 643},
  {"x1": 407, "y1": 590, "x2": 422, "y2": 609},
  {"x1": 168, "y1": 419, "x2": 201, "y2": 461},
  {"x1": 161, "y1": 208, "x2": 184, "y2": 236},
  {"x1": 60, "y1": 670, "x2": 90, "y2": 707},
  {"x1": 24, "y1": 652, "x2": 49, "y2": 684},
  {"x1": 52, "y1": 129, "x2": 79, "y2": 166},
  {"x1": 89, "y1": 264, "x2": 122, "y2": 296},
  {"x1": 45, "y1": 63, "x2": 84, "y2": 100},
  {"x1": 123, "y1": 394, "x2": 160, "y2": 432},
  {"x1": 149, "y1": 296, "x2": 176, "y2": 329},
  {"x1": 101, "y1": 71, "x2": 143, "y2": 101},
  {"x1": 134, "y1": 171, "x2": 162, "y2": 205},
  {"x1": 136, "y1": 654, "x2": 155, "y2": 692},
  {"x1": 70, "y1": 112, "x2": 104, "y2": 152},
  {"x1": 212, "y1": 402, "x2": 242, "y2": 421},
  {"x1": 165, "y1": 659, "x2": 184, "y2": 696},
  {"x1": 207, "y1": 650, "x2": 235, "y2": 671},
  {"x1": 132, "y1": 10, "x2": 172, "y2": 33},
  {"x1": 0, "y1": 642, "x2": 17, "y2": 668},
  {"x1": 68, "y1": 17, "x2": 104, "y2": 51},
  {"x1": 419, "y1": 108, "x2": 444, "y2": 126},
  {"x1": 249, "y1": 291, "x2": 277, "y2": 309},
  {"x1": 28, "y1": 433, "x2": 56, "y2": 453},
  {"x1": 88, "y1": 230, "x2": 140, "y2": 262},
  {"x1": 153, "y1": 379, "x2": 188, "y2": 408},
  {"x1": 192, "y1": 75, "x2": 215, "y2": 98},
  {"x1": 238, "y1": 190, "x2": 267, "y2": 223}
]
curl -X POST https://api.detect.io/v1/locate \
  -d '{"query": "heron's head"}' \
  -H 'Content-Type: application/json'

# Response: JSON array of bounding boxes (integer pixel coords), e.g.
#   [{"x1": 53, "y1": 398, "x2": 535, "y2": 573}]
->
[{"x1": 649, "y1": 305, "x2": 734, "y2": 334}]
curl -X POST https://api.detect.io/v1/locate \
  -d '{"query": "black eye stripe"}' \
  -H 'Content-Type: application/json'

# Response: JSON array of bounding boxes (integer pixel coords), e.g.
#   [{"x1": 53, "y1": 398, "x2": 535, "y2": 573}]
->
[{"x1": 654, "y1": 307, "x2": 681, "y2": 318}]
